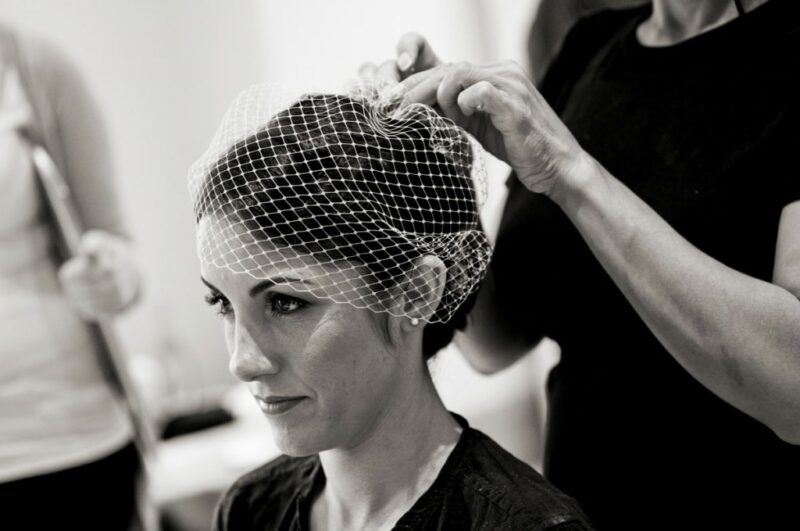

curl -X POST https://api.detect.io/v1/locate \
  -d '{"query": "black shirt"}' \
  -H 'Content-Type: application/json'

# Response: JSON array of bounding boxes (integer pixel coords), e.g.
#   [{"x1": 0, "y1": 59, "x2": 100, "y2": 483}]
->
[
  {"x1": 495, "y1": 1, "x2": 800, "y2": 528},
  {"x1": 214, "y1": 415, "x2": 592, "y2": 530}
]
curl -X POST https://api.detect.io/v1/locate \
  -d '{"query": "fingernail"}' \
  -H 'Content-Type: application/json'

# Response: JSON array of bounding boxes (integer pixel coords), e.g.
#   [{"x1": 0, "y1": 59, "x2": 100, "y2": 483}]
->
[
  {"x1": 397, "y1": 52, "x2": 413, "y2": 71},
  {"x1": 386, "y1": 83, "x2": 406, "y2": 100}
]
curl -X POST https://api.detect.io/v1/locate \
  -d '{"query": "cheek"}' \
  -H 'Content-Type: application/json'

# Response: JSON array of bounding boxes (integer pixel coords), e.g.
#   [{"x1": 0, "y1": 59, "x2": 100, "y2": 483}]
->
[{"x1": 300, "y1": 310, "x2": 393, "y2": 407}]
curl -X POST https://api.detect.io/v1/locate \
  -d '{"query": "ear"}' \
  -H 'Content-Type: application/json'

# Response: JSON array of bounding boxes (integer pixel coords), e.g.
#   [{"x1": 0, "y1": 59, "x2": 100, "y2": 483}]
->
[
  {"x1": 384, "y1": 255, "x2": 447, "y2": 349},
  {"x1": 400, "y1": 255, "x2": 447, "y2": 329}
]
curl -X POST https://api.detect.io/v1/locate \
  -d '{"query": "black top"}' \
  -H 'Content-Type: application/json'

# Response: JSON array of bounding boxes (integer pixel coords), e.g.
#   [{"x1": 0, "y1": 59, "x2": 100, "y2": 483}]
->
[
  {"x1": 214, "y1": 415, "x2": 592, "y2": 530},
  {"x1": 495, "y1": 0, "x2": 800, "y2": 528}
]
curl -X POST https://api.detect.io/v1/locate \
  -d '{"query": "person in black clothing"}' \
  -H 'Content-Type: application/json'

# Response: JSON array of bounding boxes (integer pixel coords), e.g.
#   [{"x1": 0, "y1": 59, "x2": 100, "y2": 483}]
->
[
  {"x1": 383, "y1": 0, "x2": 800, "y2": 528},
  {"x1": 192, "y1": 91, "x2": 592, "y2": 530},
  {"x1": 216, "y1": 415, "x2": 590, "y2": 530}
]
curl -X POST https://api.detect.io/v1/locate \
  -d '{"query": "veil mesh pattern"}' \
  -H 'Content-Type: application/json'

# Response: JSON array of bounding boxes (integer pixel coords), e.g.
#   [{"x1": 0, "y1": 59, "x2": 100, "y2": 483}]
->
[{"x1": 188, "y1": 81, "x2": 492, "y2": 323}]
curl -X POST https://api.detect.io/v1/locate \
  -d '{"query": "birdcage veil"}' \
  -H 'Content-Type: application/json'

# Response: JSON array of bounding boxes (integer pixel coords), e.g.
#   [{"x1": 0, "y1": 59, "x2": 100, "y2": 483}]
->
[{"x1": 188, "y1": 79, "x2": 492, "y2": 323}]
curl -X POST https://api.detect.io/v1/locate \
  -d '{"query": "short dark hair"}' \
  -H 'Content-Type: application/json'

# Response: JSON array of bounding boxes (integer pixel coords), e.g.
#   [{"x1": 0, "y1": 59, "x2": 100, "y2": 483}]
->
[{"x1": 196, "y1": 93, "x2": 484, "y2": 359}]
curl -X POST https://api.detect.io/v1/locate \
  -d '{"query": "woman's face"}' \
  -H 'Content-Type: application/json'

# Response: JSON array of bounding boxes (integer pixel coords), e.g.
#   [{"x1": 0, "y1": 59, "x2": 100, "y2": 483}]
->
[{"x1": 198, "y1": 219, "x2": 404, "y2": 456}]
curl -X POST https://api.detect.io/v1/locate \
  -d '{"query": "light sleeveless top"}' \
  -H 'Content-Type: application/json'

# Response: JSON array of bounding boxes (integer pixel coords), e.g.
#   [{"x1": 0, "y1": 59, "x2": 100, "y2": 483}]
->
[{"x1": 0, "y1": 61, "x2": 131, "y2": 482}]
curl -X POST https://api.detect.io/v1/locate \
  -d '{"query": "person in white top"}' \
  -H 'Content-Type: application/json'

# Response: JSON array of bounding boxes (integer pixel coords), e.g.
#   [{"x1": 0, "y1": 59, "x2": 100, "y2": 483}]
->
[{"x1": 0, "y1": 24, "x2": 142, "y2": 529}]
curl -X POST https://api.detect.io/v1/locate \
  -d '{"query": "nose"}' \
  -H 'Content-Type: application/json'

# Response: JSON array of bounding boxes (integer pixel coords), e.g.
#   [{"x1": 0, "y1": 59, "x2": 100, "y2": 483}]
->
[{"x1": 228, "y1": 320, "x2": 279, "y2": 382}]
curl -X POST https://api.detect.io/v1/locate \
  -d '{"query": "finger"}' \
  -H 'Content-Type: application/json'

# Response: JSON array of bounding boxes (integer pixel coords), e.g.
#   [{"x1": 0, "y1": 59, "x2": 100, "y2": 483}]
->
[
  {"x1": 358, "y1": 61, "x2": 378, "y2": 78},
  {"x1": 399, "y1": 68, "x2": 433, "y2": 94},
  {"x1": 79, "y1": 230, "x2": 113, "y2": 267},
  {"x1": 80, "y1": 229, "x2": 107, "y2": 252},
  {"x1": 70, "y1": 283, "x2": 124, "y2": 302},
  {"x1": 457, "y1": 79, "x2": 509, "y2": 117},
  {"x1": 396, "y1": 32, "x2": 441, "y2": 74},
  {"x1": 65, "y1": 287, "x2": 114, "y2": 310},
  {"x1": 58, "y1": 255, "x2": 90, "y2": 284},
  {"x1": 59, "y1": 254, "x2": 113, "y2": 286},
  {"x1": 66, "y1": 270, "x2": 127, "y2": 298},
  {"x1": 58, "y1": 255, "x2": 83, "y2": 279},
  {"x1": 399, "y1": 68, "x2": 448, "y2": 107},
  {"x1": 376, "y1": 59, "x2": 400, "y2": 82},
  {"x1": 63, "y1": 270, "x2": 115, "y2": 292},
  {"x1": 436, "y1": 63, "x2": 483, "y2": 120},
  {"x1": 71, "y1": 268, "x2": 118, "y2": 289}
]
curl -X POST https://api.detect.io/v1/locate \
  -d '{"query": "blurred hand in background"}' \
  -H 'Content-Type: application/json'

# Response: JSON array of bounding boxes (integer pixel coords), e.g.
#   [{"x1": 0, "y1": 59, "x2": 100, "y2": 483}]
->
[{"x1": 59, "y1": 229, "x2": 140, "y2": 319}]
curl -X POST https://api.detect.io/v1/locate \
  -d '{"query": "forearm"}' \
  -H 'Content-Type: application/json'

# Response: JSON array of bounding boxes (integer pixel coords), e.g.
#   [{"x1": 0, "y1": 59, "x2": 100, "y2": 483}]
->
[
  {"x1": 456, "y1": 270, "x2": 540, "y2": 374},
  {"x1": 550, "y1": 154, "x2": 800, "y2": 442},
  {"x1": 393, "y1": 53, "x2": 800, "y2": 434}
]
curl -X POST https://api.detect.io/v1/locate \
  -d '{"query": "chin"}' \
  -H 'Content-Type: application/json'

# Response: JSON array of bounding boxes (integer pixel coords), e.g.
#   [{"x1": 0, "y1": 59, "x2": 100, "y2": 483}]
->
[
  {"x1": 270, "y1": 423, "x2": 339, "y2": 457},
  {"x1": 267, "y1": 404, "x2": 366, "y2": 457}
]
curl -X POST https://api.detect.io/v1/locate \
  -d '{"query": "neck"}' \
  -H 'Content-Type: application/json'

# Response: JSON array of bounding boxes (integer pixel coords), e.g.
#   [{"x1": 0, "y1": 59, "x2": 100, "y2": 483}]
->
[
  {"x1": 315, "y1": 363, "x2": 461, "y2": 530},
  {"x1": 638, "y1": 0, "x2": 771, "y2": 46}
]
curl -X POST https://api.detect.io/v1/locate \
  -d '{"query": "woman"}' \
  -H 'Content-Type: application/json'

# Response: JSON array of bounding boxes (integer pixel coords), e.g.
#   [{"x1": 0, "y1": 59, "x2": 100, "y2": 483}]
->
[
  {"x1": 190, "y1": 87, "x2": 592, "y2": 530},
  {"x1": 0, "y1": 24, "x2": 142, "y2": 529},
  {"x1": 385, "y1": 0, "x2": 800, "y2": 528}
]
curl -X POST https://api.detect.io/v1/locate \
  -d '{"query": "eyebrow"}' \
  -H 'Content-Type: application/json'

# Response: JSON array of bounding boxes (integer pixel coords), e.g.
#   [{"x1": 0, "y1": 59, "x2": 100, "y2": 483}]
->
[
  {"x1": 200, "y1": 276, "x2": 314, "y2": 298},
  {"x1": 248, "y1": 277, "x2": 313, "y2": 297}
]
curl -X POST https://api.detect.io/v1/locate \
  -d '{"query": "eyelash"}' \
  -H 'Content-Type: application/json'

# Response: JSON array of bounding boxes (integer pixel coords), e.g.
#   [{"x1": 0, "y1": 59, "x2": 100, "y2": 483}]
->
[
  {"x1": 205, "y1": 292, "x2": 232, "y2": 316},
  {"x1": 204, "y1": 292, "x2": 307, "y2": 318},
  {"x1": 266, "y1": 293, "x2": 307, "y2": 317}
]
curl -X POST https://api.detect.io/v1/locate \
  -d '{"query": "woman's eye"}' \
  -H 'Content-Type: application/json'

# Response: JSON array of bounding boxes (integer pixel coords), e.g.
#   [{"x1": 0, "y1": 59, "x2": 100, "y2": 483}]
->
[
  {"x1": 204, "y1": 292, "x2": 232, "y2": 316},
  {"x1": 268, "y1": 293, "x2": 306, "y2": 316}
]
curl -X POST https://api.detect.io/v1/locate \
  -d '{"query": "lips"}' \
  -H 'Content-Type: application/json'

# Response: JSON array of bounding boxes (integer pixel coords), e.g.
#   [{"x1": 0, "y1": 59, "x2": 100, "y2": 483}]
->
[{"x1": 254, "y1": 396, "x2": 307, "y2": 416}]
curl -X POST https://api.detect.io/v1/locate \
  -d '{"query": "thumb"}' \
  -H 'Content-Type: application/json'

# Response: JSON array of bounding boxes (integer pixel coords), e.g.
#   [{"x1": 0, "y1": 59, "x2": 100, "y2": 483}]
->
[
  {"x1": 396, "y1": 32, "x2": 441, "y2": 74},
  {"x1": 79, "y1": 230, "x2": 112, "y2": 268}
]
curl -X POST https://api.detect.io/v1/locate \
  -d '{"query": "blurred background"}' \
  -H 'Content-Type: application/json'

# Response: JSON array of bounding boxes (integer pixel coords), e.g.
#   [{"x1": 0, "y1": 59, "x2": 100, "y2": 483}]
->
[{"x1": 1, "y1": 0, "x2": 561, "y2": 528}]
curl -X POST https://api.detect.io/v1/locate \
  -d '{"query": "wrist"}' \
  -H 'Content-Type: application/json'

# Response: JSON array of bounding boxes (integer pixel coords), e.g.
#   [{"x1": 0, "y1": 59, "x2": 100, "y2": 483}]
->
[{"x1": 546, "y1": 150, "x2": 603, "y2": 209}]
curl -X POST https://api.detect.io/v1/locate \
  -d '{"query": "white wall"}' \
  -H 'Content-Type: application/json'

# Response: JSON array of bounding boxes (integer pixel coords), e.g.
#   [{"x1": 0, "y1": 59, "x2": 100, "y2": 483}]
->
[
  {"x1": 255, "y1": 0, "x2": 535, "y2": 84},
  {"x1": 1, "y1": 0, "x2": 270, "y2": 404}
]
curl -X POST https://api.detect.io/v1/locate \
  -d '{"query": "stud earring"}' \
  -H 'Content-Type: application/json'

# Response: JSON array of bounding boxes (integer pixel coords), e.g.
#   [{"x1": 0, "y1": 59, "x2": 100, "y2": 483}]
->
[{"x1": 410, "y1": 318, "x2": 420, "y2": 326}]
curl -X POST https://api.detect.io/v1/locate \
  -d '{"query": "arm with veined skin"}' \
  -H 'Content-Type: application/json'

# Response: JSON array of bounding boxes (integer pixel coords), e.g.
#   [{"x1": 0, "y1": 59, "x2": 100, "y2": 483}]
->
[
  {"x1": 395, "y1": 49, "x2": 800, "y2": 443},
  {"x1": 547, "y1": 155, "x2": 800, "y2": 443}
]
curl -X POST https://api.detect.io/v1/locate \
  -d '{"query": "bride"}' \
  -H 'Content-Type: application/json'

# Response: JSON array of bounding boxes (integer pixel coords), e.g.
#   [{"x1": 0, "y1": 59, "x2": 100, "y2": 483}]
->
[{"x1": 189, "y1": 86, "x2": 592, "y2": 530}]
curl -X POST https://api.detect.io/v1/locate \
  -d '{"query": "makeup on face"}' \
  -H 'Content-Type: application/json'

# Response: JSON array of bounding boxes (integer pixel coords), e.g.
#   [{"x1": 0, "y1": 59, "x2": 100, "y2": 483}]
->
[
  {"x1": 254, "y1": 395, "x2": 309, "y2": 416},
  {"x1": 198, "y1": 236, "x2": 403, "y2": 456}
]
